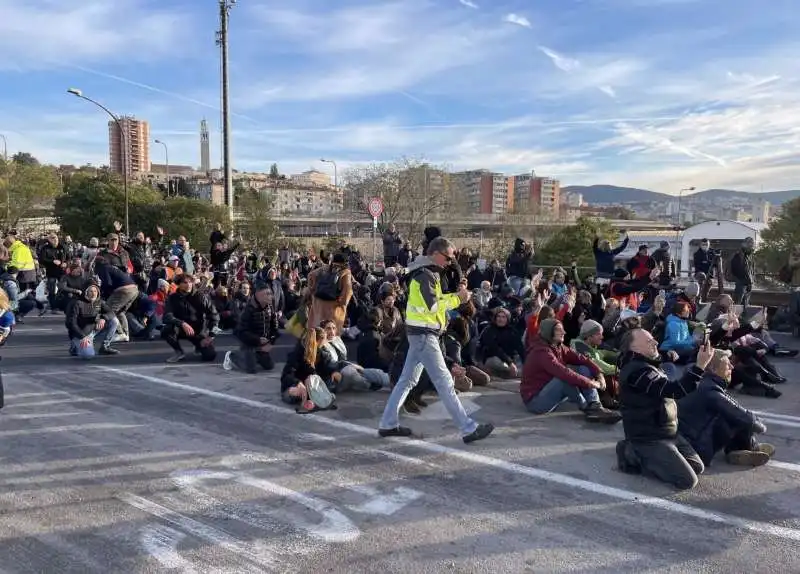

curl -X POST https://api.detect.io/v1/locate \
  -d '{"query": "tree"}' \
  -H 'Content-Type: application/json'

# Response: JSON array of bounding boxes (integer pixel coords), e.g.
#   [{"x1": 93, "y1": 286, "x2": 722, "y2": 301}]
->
[
  {"x1": 235, "y1": 190, "x2": 280, "y2": 253},
  {"x1": 342, "y1": 157, "x2": 452, "y2": 242},
  {"x1": 11, "y1": 152, "x2": 39, "y2": 166},
  {"x1": 757, "y1": 199, "x2": 800, "y2": 273},
  {"x1": 536, "y1": 217, "x2": 614, "y2": 268},
  {"x1": 0, "y1": 157, "x2": 61, "y2": 231},
  {"x1": 269, "y1": 163, "x2": 280, "y2": 179}
]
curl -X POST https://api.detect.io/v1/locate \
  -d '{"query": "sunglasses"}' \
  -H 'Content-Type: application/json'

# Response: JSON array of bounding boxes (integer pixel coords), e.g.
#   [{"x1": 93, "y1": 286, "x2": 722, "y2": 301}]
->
[{"x1": 438, "y1": 252, "x2": 453, "y2": 263}]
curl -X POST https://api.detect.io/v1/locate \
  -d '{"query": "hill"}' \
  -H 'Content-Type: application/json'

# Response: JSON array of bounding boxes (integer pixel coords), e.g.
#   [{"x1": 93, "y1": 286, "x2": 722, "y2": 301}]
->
[{"x1": 563, "y1": 185, "x2": 800, "y2": 205}]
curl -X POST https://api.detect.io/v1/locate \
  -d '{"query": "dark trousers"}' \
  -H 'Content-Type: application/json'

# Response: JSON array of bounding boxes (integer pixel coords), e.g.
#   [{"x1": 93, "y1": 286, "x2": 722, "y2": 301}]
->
[
  {"x1": 708, "y1": 420, "x2": 756, "y2": 464},
  {"x1": 162, "y1": 324, "x2": 217, "y2": 361},
  {"x1": 734, "y1": 282, "x2": 752, "y2": 307},
  {"x1": 618, "y1": 434, "x2": 704, "y2": 490},
  {"x1": 230, "y1": 347, "x2": 274, "y2": 373},
  {"x1": 46, "y1": 277, "x2": 60, "y2": 309}
]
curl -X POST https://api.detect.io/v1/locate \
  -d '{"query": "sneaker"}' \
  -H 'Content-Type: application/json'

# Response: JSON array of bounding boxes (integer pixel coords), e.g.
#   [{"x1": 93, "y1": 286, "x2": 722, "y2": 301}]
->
[
  {"x1": 740, "y1": 385, "x2": 767, "y2": 397},
  {"x1": 403, "y1": 400, "x2": 421, "y2": 414},
  {"x1": 222, "y1": 351, "x2": 233, "y2": 371},
  {"x1": 756, "y1": 443, "x2": 776, "y2": 457},
  {"x1": 416, "y1": 398, "x2": 429, "y2": 408},
  {"x1": 764, "y1": 386, "x2": 783, "y2": 399},
  {"x1": 111, "y1": 333, "x2": 129, "y2": 343},
  {"x1": 463, "y1": 423, "x2": 494, "y2": 444},
  {"x1": 99, "y1": 346, "x2": 120, "y2": 356},
  {"x1": 166, "y1": 353, "x2": 185, "y2": 364},
  {"x1": 378, "y1": 426, "x2": 413, "y2": 438},
  {"x1": 725, "y1": 449, "x2": 770, "y2": 467},
  {"x1": 212, "y1": 326, "x2": 224, "y2": 336},
  {"x1": 775, "y1": 348, "x2": 798, "y2": 358},
  {"x1": 584, "y1": 403, "x2": 622, "y2": 425}
]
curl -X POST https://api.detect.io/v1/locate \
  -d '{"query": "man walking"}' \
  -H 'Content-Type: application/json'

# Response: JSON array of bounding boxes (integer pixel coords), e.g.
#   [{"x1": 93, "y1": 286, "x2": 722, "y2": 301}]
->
[
  {"x1": 378, "y1": 236, "x2": 494, "y2": 444},
  {"x1": 730, "y1": 237, "x2": 755, "y2": 306}
]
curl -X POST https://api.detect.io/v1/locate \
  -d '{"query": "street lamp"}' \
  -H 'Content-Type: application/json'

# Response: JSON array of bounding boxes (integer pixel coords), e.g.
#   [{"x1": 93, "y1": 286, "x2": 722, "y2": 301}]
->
[
  {"x1": 675, "y1": 186, "x2": 696, "y2": 277},
  {"x1": 67, "y1": 88, "x2": 130, "y2": 236},
  {"x1": 154, "y1": 139, "x2": 169, "y2": 196},
  {"x1": 320, "y1": 158, "x2": 339, "y2": 233}
]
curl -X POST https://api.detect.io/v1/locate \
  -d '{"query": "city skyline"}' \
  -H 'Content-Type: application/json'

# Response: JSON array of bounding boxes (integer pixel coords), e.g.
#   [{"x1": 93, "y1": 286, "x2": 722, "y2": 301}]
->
[{"x1": 1, "y1": 0, "x2": 798, "y2": 195}]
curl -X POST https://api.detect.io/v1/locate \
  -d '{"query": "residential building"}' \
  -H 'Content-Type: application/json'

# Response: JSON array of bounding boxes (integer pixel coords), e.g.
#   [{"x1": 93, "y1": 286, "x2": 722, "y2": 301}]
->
[
  {"x1": 194, "y1": 181, "x2": 225, "y2": 205},
  {"x1": 109, "y1": 117, "x2": 150, "y2": 177},
  {"x1": 751, "y1": 200, "x2": 771, "y2": 224},
  {"x1": 512, "y1": 175, "x2": 560, "y2": 214},
  {"x1": 200, "y1": 119, "x2": 211, "y2": 173},
  {"x1": 398, "y1": 166, "x2": 452, "y2": 215},
  {"x1": 269, "y1": 184, "x2": 343, "y2": 215},
  {"x1": 290, "y1": 169, "x2": 331, "y2": 187},
  {"x1": 451, "y1": 169, "x2": 509, "y2": 214}
]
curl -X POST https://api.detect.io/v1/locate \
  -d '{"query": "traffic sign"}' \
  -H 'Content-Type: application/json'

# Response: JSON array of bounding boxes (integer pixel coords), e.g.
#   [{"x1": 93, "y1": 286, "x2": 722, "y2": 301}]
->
[{"x1": 367, "y1": 197, "x2": 384, "y2": 218}]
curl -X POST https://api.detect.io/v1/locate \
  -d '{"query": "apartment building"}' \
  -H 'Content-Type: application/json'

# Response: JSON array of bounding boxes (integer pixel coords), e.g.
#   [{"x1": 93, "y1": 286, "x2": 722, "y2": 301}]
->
[
  {"x1": 512, "y1": 174, "x2": 560, "y2": 214},
  {"x1": 109, "y1": 117, "x2": 150, "y2": 177},
  {"x1": 270, "y1": 185, "x2": 343, "y2": 214},
  {"x1": 290, "y1": 169, "x2": 331, "y2": 188},
  {"x1": 451, "y1": 169, "x2": 510, "y2": 214}
]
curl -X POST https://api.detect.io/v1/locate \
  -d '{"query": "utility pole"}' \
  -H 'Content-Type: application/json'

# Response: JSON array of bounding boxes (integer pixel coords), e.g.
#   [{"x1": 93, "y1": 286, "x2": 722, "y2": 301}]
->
[{"x1": 217, "y1": 0, "x2": 236, "y2": 222}]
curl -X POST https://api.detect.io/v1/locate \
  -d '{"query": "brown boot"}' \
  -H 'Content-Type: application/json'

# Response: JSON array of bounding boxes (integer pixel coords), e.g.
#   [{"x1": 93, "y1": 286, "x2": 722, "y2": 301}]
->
[
  {"x1": 454, "y1": 376, "x2": 473, "y2": 393},
  {"x1": 725, "y1": 450, "x2": 769, "y2": 467}
]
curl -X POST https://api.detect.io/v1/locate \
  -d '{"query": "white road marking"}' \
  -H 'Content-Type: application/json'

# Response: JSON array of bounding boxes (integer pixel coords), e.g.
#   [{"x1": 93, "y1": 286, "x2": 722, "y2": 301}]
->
[
  {"x1": 761, "y1": 418, "x2": 800, "y2": 429},
  {"x1": 753, "y1": 411, "x2": 800, "y2": 423},
  {"x1": 98, "y1": 367, "x2": 800, "y2": 543},
  {"x1": 0, "y1": 412, "x2": 84, "y2": 420},
  {"x1": 373, "y1": 449, "x2": 441, "y2": 469},
  {"x1": 416, "y1": 391, "x2": 481, "y2": 421},
  {"x1": 119, "y1": 493, "x2": 273, "y2": 569},
  {"x1": 344, "y1": 484, "x2": 424, "y2": 516},
  {"x1": 13, "y1": 328, "x2": 54, "y2": 332},
  {"x1": 7, "y1": 398, "x2": 97, "y2": 407},
  {"x1": 141, "y1": 524, "x2": 198, "y2": 573},
  {"x1": 218, "y1": 453, "x2": 278, "y2": 469},
  {"x1": 297, "y1": 432, "x2": 337, "y2": 442},
  {"x1": 768, "y1": 461, "x2": 800, "y2": 473},
  {"x1": 173, "y1": 468, "x2": 361, "y2": 543},
  {"x1": 0, "y1": 423, "x2": 142, "y2": 437},
  {"x1": 2, "y1": 391, "x2": 70, "y2": 399}
]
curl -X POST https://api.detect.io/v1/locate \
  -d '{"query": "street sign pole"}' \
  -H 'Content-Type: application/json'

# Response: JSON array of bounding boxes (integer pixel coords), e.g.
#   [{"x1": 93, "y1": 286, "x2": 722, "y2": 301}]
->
[{"x1": 367, "y1": 197, "x2": 384, "y2": 270}]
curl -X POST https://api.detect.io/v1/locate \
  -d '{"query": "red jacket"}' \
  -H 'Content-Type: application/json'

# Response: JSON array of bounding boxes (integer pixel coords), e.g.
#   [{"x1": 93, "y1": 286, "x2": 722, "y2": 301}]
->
[{"x1": 520, "y1": 337, "x2": 600, "y2": 404}]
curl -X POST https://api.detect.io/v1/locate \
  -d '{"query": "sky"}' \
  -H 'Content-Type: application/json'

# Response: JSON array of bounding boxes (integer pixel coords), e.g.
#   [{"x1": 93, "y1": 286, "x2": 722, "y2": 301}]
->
[{"x1": 1, "y1": 0, "x2": 798, "y2": 194}]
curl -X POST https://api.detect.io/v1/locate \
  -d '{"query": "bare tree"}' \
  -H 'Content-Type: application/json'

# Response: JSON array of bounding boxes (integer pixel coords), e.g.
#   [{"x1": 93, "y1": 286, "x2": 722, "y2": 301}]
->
[{"x1": 342, "y1": 157, "x2": 453, "y2": 243}]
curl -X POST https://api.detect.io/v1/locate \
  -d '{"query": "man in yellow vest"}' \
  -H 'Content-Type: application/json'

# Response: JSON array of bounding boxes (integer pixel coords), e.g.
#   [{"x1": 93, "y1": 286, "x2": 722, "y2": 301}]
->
[
  {"x1": 378, "y1": 236, "x2": 494, "y2": 444},
  {"x1": 3, "y1": 233, "x2": 36, "y2": 290}
]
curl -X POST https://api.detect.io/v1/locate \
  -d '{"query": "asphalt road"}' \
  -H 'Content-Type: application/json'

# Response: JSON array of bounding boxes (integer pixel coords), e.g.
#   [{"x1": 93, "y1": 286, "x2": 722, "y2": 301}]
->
[{"x1": 2, "y1": 315, "x2": 800, "y2": 573}]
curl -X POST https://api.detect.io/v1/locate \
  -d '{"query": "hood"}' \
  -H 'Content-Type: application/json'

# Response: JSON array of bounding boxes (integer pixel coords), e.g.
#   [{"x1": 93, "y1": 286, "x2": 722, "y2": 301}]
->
[
  {"x1": 513, "y1": 237, "x2": 526, "y2": 252},
  {"x1": 406, "y1": 255, "x2": 439, "y2": 273}
]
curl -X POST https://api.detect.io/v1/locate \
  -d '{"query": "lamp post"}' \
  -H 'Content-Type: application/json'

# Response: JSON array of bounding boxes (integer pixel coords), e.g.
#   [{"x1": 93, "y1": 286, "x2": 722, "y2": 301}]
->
[
  {"x1": 0, "y1": 133, "x2": 7, "y2": 225},
  {"x1": 320, "y1": 158, "x2": 339, "y2": 234},
  {"x1": 675, "y1": 186, "x2": 696, "y2": 277},
  {"x1": 154, "y1": 139, "x2": 169, "y2": 196},
  {"x1": 67, "y1": 88, "x2": 129, "y2": 235}
]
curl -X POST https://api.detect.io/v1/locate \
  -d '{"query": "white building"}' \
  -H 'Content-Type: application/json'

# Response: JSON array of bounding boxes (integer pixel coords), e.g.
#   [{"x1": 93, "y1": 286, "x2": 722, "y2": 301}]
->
[
  {"x1": 270, "y1": 186, "x2": 343, "y2": 214},
  {"x1": 290, "y1": 169, "x2": 331, "y2": 188},
  {"x1": 751, "y1": 200, "x2": 771, "y2": 224}
]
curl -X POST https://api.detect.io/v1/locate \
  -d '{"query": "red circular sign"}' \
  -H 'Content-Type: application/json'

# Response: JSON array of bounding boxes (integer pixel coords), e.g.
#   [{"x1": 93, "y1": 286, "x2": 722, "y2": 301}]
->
[{"x1": 368, "y1": 197, "x2": 384, "y2": 218}]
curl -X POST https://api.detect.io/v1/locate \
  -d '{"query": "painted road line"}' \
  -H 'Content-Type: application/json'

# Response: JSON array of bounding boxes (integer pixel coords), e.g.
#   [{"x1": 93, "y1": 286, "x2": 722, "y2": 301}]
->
[
  {"x1": 754, "y1": 410, "x2": 800, "y2": 422},
  {"x1": 97, "y1": 367, "x2": 800, "y2": 543},
  {"x1": 761, "y1": 418, "x2": 800, "y2": 429},
  {"x1": 0, "y1": 423, "x2": 143, "y2": 438},
  {"x1": 768, "y1": 461, "x2": 800, "y2": 473}
]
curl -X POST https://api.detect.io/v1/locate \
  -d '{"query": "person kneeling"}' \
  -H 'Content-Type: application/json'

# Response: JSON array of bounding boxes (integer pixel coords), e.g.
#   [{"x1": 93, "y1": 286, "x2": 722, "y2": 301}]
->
[
  {"x1": 678, "y1": 349, "x2": 773, "y2": 468},
  {"x1": 65, "y1": 284, "x2": 120, "y2": 358},
  {"x1": 162, "y1": 274, "x2": 219, "y2": 363},
  {"x1": 617, "y1": 329, "x2": 714, "y2": 490},
  {"x1": 223, "y1": 283, "x2": 279, "y2": 373},
  {"x1": 521, "y1": 319, "x2": 621, "y2": 424}
]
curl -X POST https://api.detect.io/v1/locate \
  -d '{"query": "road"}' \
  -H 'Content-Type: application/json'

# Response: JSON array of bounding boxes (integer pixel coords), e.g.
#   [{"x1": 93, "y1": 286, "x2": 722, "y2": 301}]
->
[{"x1": 2, "y1": 315, "x2": 800, "y2": 573}]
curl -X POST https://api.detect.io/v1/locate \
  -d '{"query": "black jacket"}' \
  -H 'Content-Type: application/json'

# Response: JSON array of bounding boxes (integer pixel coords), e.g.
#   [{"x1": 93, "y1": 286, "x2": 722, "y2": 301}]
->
[
  {"x1": 39, "y1": 244, "x2": 68, "y2": 278},
  {"x1": 693, "y1": 248, "x2": 716, "y2": 276},
  {"x1": 65, "y1": 295, "x2": 114, "y2": 339},
  {"x1": 651, "y1": 247, "x2": 675, "y2": 280},
  {"x1": 99, "y1": 247, "x2": 130, "y2": 272},
  {"x1": 163, "y1": 290, "x2": 219, "y2": 336},
  {"x1": 280, "y1": 342, "x2": 316, "y2": 392},
  {"x1": 479, "y1": 323, "x2": 524, "y2": 364},
  {"x1": 618, "y1": 352, "x2": 703, "y2": 442},
  {"x1": 678, "y1": 372, "x2": 765, "y2": 463},
  {"x1": 730, "y1": 250, "x2": 754, "y2": 285},
  {"x1": 356, "y1": 327, "x2": 389, "y2": 371},
  {"x1": 125, "y1": 239, "x2": 151, "y2": 274},
  {"x1": 506, "y1": 250, "x2": 531, "y2": 279},
  {"x1": 58, "y1": 274, "x2": 85, "y2": 299},
  {"x1": 236, "y1": 298, "x2": 279, "y2": 348},
  {"x1": 210, "y1": 243, "x2": 239, "y2": 270},
  {"x1": 95, "y1": 264, "x2": 136, "y2": 299}
]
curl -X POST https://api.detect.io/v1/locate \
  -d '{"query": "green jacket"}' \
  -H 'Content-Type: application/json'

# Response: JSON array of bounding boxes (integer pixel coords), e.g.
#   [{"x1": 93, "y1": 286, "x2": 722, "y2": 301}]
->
[{"x1": 570, "y1": 338, "x2": 618, "y2": 376}]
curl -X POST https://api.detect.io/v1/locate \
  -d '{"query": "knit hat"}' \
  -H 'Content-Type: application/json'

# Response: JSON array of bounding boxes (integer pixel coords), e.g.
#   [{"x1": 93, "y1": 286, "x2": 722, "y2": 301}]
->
[
  {"x1": 685, "y1": 281, "x2": 700, "y2": 299},
  {"x1": 539, "y1": 318, "x2": 560, "y2": 344},
  {"x1": 579, "y1": 319, "x2": 603, "y2": 339},
  {"x1": 157, "y1": 279, "x2": 170, "y2": 291}
]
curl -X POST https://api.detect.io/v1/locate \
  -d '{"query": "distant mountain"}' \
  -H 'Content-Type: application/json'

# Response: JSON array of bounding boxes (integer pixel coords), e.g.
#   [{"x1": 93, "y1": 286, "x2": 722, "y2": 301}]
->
[{"x1": 563, "y1": 185, "x2": 800, "y2": 205}]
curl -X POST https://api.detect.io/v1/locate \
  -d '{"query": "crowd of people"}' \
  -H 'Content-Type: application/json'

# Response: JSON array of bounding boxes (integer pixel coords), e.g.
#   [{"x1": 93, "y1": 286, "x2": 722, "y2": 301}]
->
[{"x1": 0, "y1": 221, "x2": 797, "y2": 491}]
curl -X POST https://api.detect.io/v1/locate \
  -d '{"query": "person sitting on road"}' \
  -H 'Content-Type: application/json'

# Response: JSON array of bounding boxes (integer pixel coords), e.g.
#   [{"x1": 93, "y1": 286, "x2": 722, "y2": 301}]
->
[
  {"x1": 57, "y1": 263, "x2": 86, "y2": 312},
  {"x1": 660, "y1": 301, "x2": 699, "y2": 364},
  {"x1": 65, "y1": 283, "x2": 120, "y2": 358},
  {"x1": 678, "y1": 349, "x2": 774, "y2": 468},
  {"x1": 0, "y1": 290, "x2": 16, "y2": 347},
  {"x1": 616, "y1": 328, "x2": 714, "y2": 490},
  {"x1": 280, "y1": 327, "x2": 325, "y2": 405},
  {"x1": 223, "y1": 282, "x2": 279, "y2": 373},
  {"x1": 162, "y1": 274, "x2": 219, "y2": 363},
  {"x1": 445, "y1": 315, "x2": 491, "y2": 391},
  {"x1": 480, "y1": 307, "x2": 525, "y2": 378},
  {"x1": 211, "y1": 285, "x2": 237, "y2": 332},
  {"x1": 570, "y1": 319, "x2": 620, "y2": 408},
  {"x1": 521, "y1": 318, "x2": 621, "y2": 423},
  {"x1": 356, "y1": 308, "x2": 390, "y2": 372},
  {"x1": 318, "y1": 319, "x2": 389, "y2": 393}
]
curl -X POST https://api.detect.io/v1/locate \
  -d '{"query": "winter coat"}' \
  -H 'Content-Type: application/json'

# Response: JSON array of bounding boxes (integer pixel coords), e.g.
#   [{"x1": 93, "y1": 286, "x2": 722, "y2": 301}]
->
[
  {"x1": 39, "y1": 244, "x2": 68, "y2": 278},
  {"x1": 125, "y1": 240, "x2": 151, "y2": 274},
  {"x1": 94, "y1": 264, "x2": 136, "y2": 299},
  {"x1": 212, "y1": 295, "x2": 236, "y2": 321},
  {"x1": 730, "y1": 250, "x2": 754, "y2": 286},
  {"x1": 570, "y1": 338, "x2": 618, "y2": 377},
  {"x1": 479, "y1": 323, "x2": 525, "y2": 364},
  {"x1": 356, "y1": 327, "x2": 388, "y2": 371},
  {"x1": 618, "y1": 352, "x2": 703, "y2": 442},
  {"x1": 210, "y1": 243, "x2": 239, "y2": 270},
  {"x1": 306, "y1": 264, "x2": 353, "y2": 333},
  {"x1": 99, "y1": 247, "x2": 131, "y2": 273},
  {"x1": 693, "y1": 248, "x2": 716, "y2": 276},
  {"x1": 382, "y1": 231, "x2": 403, "y2": 258},
  {"x1": 280, "y1": 341, "x2": 317, "y2": 392},
  {"x1": 678, "y1": 372, "x2": 765, "y2": 464},
  {"x1": 505, "y1": 249, "x2": 531, "y2": 279},
  {"x1": 626, "y1": 254, "x2": 655, "y2": 280},
  {"x1": 163, "y1": 290, "x2": 219, "y2": 336},
  {"x1": 660, "y1": 314, "x2": 694, "y2": 352},
  {"x1": 520, "y1": 337, "x2": 599, "y2": 404},
  {"x1": 236, "y1": 298, "x2": 279, "y2": 348},
  {"x1": 651, "y1": 247, "x2": 676, "y2": 281},
  {"x1": 593, "y1": 236, "x2": 629, "y2": 276},
  {"x1": 65, "y1": 295, "x2": 114, "y2": 339}
]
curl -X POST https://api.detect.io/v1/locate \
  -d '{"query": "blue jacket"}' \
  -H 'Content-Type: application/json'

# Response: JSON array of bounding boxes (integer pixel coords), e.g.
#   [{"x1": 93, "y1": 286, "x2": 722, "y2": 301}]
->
[
  {"x1": 660, "y1": 314, "x2": 694, "y2": 352},
  {"x1": 678, "y1": 372, "x2": 765, "y2": 464},
  {"x1": 593, "y1": 237, "x2": 629, "y2": 276},
  {"x1": 95, "y1": 264, "x2": 136, "y2": 299}
]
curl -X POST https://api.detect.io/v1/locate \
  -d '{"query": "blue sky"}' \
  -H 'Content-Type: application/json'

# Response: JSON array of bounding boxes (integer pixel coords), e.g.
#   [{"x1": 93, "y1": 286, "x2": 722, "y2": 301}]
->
[{"x1": 1, "y1": 0, "x2": 798, "y2": 194}]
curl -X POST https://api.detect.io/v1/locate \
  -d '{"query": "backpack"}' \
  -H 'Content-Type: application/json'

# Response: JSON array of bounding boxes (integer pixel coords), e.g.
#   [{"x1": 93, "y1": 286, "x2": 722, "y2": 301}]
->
[
  {"x1": 295, "y1": 374, "x2": 337, "y2": 414},
  {"x1": 314, "y1": 265, "x2": 341, "y2": 301}
]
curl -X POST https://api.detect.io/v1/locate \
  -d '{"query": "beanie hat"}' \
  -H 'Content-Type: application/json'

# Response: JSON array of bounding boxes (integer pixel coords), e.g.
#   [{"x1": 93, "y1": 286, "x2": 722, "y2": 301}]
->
[
  {"x1": 685, "y1": 281, "x2": 700, "y2": 299},
  {"x1": 157, "y1": 279, "x2": 170, "y2": 291},
  {"x1": 579, "y1": 319, "x2": 603, "y2": 339},
  {"x1": 539, "y1": 318, "x2": 560, "y2": 344}
]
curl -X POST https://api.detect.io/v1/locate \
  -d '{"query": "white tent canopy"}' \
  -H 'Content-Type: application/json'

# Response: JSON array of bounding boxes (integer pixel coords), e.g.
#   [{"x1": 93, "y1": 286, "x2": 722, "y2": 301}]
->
[{"x1": 678, "y1": 220, "x2": 766, "y2": 274}]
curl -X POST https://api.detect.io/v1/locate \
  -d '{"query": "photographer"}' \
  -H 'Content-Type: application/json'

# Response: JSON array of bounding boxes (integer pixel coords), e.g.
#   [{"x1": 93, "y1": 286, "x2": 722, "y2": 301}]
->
[{"x1": 693, "y1": 239, "x2": 720, "y2": 302}]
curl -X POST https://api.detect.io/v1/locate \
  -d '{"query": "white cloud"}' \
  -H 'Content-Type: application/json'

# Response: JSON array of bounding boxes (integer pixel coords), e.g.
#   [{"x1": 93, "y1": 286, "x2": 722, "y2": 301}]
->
[
  {"x1": 503, "y1": 13, "x2": 532, "y2": 28},
  {"x1": 538, "y1": 46, "x2": 580, "y2": 72},
  {"x1": 458, "y1": 0, "x2": 478, "y2": 8},
  {"x1": 598, "y1": 85, "x2": 617, "y2": 98},
  {"x1": 0, "y1": 0, "x2": 192, "y2": 70}
]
